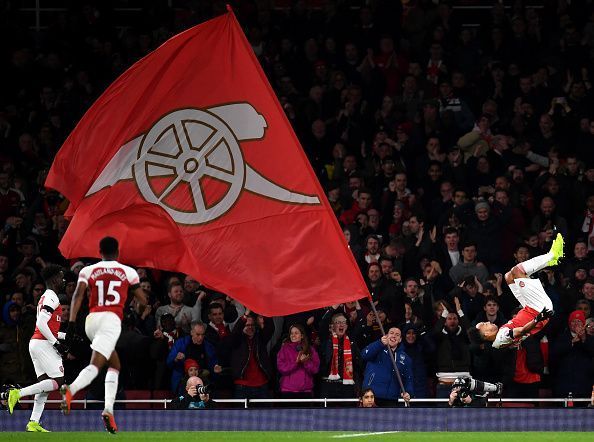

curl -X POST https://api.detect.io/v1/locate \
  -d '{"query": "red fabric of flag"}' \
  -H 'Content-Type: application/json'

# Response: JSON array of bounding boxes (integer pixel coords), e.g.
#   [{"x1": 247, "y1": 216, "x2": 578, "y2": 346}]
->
[{"x1": 45, "y1": 10, "x2": 368, "y2": 316}]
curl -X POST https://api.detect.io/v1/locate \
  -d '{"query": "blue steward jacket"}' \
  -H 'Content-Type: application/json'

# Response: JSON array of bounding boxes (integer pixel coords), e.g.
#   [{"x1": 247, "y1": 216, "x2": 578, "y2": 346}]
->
[{"x1": 361, "y1": 339, "x2": 414, "y2": 400}]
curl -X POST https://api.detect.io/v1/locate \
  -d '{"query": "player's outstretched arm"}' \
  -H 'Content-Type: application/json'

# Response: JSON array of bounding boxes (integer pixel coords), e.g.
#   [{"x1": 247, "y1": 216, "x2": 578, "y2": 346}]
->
[
  {"x1": 511, "y1": 309, "x2": 552, "y2": 339},
  {"x1": 511, "y1": 322, "x2": 536, "y2": 339}
]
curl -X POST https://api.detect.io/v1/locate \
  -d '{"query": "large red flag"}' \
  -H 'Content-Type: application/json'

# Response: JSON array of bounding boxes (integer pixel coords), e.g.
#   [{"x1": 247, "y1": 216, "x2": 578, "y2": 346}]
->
[{"x1": 45, "y1": 9, "x2": 368, "y2": 316}]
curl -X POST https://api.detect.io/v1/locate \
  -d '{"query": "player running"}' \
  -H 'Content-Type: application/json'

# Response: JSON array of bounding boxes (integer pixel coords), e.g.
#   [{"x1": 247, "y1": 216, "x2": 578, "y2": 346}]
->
[
  {"x1": 3, "y1": 265, "x2": 69, "y2": 432},
  {"x1": 474, "y1": 233, "x2": 564, "y2": 349},
  {"x1": 60, "y1": 236, "x2": 146, "y2": 434}
]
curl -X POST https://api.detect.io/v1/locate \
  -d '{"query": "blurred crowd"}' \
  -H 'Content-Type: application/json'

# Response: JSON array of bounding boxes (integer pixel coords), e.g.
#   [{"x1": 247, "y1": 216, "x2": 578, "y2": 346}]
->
[{"x1": 0, "y1": 0, "x2": 593, "y2": 405}]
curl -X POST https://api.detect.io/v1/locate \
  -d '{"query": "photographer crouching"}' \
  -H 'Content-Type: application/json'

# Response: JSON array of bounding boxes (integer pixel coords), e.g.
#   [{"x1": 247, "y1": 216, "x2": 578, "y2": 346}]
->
[
  {"x1": 448, "y1": 376, "x2": 502, "y2": 407},
  {"x1": 171, "y1": 376, "x2": 213, "y2": 409}
]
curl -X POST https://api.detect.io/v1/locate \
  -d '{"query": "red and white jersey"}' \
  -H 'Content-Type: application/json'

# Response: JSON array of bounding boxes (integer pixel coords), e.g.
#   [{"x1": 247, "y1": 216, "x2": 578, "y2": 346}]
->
[
  {"x1": 78, "y1": 260, "x2": 140, "y2": 319},
  {"x1": 32, "y1": 289, "x2": 62, "y2": 341},
  {"x1": 492, "y1": 306, "x2": 548, "y2": 349}
]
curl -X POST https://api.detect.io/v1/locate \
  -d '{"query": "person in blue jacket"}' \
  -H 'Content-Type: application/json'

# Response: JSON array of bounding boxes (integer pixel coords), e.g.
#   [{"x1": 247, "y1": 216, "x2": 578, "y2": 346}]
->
[
  {"x1": 166, "y1": 322, "x2": 219, "y2": 393},
  {"x1": 361, "y1": 326, "x2": 413, "y2": 407}
]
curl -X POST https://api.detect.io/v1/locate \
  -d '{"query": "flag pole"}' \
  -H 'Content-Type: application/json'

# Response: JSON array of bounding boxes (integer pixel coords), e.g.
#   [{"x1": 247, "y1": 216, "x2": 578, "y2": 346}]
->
[{"x1": 369, "y1": 299, "x2": 410, "y2": 407}]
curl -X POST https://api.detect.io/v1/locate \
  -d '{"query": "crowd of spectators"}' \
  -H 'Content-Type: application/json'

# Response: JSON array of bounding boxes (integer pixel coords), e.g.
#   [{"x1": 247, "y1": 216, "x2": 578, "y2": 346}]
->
[{"x1": 1, "y1": 0, "x2": 594, "y2": 406}]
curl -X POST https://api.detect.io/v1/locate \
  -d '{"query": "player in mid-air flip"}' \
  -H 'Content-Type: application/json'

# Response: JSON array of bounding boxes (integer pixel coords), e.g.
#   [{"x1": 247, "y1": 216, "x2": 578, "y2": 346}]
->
[
  {"x1": 60, "y1": 236, "x2": 146, "y2": 433},
  {"x1": 3, "y1": 264, "x2": 69, "y2": 432},
  {"x1": 475, "y1": 233, "x2": 564, "y2": 349}
]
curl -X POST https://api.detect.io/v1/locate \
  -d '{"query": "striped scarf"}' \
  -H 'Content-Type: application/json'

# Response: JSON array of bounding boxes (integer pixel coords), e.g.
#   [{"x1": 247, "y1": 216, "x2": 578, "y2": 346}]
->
[{"x1": 328, "y1": 333, "x2": 354, "y2": 385}]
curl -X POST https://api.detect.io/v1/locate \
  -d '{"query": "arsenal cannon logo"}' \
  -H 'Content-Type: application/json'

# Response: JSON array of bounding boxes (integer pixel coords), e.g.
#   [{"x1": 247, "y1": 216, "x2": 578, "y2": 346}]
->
[{"x1": 86, "y1": 103, "x2": 320, "y2": 225}]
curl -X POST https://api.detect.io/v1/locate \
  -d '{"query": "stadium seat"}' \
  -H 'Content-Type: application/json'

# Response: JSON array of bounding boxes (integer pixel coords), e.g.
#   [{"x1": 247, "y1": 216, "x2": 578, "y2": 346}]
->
[
  {"x1": 124, "y1": 390, "x2": 151, "y2": 409},
  {"x1": 17, "y1": 400, "x2": 31, "y2": 410},
  {"x1": 151, "y1": 390, "x2": 172, "y2": 409},
  {"x1": 45, "y1": 391, "x2": 62, "y2": 410},
  {"x1": 44, "y1": 389, "x2": 86, "y2": 410},
  {"x1": 539, "y1": 388, "x2": 552, "y2": 398},
  {"x1": 502, "y1": 402, "x2": 535, "y2": 408}
]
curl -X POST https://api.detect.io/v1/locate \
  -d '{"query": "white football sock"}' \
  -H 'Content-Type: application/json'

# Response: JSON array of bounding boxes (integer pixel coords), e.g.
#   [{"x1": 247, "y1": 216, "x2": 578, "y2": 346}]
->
[
  {"x1": 70, "y1": 364, "x2": 99, "y2": 396},
  {"x1": 519, "y1": 252, "x2": 553, "y2": 276},
  {"x1": 30, "y1": 393, "x2": 49, "y2": 423},
  {"x1": 30, "y1": 392, "x2": 48, "y2": 422},
  {"x1": 104, "y1": 368, "x2": 119, "y2": 414},
  {"x1": 20, "y1": 379, "x2": 58, "y2": 397}
]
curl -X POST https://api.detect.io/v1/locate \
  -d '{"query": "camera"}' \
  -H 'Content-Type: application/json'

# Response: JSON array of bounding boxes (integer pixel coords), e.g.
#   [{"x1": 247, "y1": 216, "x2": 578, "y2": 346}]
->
[
  {"x1": 196, "y1": 384, "x2": 211, "y2": 395},
  {"x1": 452, "y1": 377, "x2": 472, "y2": 399},
  {"x1": 452, "y1": 376, "x2": 503, "y2": 400}
]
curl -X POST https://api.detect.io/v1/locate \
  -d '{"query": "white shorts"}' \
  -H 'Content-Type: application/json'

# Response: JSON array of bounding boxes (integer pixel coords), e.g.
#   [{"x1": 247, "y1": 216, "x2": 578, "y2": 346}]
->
[
  {"x1": 29, "y1": 339, "x2": 63, "y2": 379},
  {"x1": 85, "y1": 311, "x2": 122, "y2": 359},
  {"x1": 514, "y1": 278, "x2": 553, "y2": 312}
]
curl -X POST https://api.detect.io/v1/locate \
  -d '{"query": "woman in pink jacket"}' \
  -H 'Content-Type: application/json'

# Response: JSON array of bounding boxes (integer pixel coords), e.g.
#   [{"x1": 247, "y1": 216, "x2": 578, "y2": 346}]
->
[{"x1": 277, "y1": 324, "x2": 320, "y2": 399}]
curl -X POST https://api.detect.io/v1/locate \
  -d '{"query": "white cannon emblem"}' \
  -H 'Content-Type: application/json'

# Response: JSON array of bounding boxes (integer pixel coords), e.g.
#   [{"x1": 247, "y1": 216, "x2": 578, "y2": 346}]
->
[{"x1": 86, "y1": 103, "x2": 321, "y2": 225}]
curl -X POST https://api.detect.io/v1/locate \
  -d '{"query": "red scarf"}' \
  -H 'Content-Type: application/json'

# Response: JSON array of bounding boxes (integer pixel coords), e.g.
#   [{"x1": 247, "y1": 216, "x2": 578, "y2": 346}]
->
[
  {"x1": 215, "y1": 323, "x2": 229, "y2": 338},
  {"x1": 328, "y1": 333, "x2": 354, "y2": 384},
  {"x1": 427, "y1": 60, "x2": 442, "y2": 84}
]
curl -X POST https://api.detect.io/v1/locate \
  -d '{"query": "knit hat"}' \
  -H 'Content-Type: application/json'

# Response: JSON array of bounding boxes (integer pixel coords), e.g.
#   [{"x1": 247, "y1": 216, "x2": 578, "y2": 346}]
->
[
  {"x1": 568, "y1": 310, "x2": 586, "y2": 326},
  {"x1": 475, "y1": 201, "x2": 490, "y2": 212},
  {"x1": 184, "y1": 359, "x2": 200, "y2": 374}
]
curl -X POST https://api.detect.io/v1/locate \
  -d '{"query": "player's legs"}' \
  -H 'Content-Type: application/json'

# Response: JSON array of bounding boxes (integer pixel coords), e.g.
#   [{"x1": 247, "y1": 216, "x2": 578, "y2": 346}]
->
[
  {"x1": 8, "y1": 341, "x2": 63, "y2": 415},
  {"x1": 505, "y1": 267, "x2": 528, "y2": 307},
  {"x1": 67, "y1": 351, "x2": 107, "y2": 396},
  {"x1": 18, "y1": 378, "x2": 60, "y2": 398},
  {"x1": 104, "y1": 351, "x2": 120, "y2": 414},
  {"x1": 515, "y1": 278, "x2": 553, "y2": 313},
  {"x1": 517, "y1": 233, "x2": 564, "y2": 276},
  {"x1": 8, "y1": 375, "x2": 61, "y2": 416},
  {"x1": 62, "y1": 312, "x2": 120, "y2": 414},
  {"x1": 28, "y1": 373, "x2": 61, "y2": 429},
  {"x1": 102, "y1": 351, "x2": 121, "y2": 434},
  {"x1": 60, "y1": 350, "x2": 106, "y2": 414}
]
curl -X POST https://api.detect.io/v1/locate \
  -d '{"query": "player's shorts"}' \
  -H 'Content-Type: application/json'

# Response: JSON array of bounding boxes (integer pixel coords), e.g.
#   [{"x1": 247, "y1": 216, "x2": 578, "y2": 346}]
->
[
  {"x1": 29, "y1": 339, "x2": 63, "y2": 378},
  {"x1": 85, "y1": 311, "x2": 122, "y2": 359},
  {"x1": 515, "y1": 278, "x2": 553, "y2": 312}
]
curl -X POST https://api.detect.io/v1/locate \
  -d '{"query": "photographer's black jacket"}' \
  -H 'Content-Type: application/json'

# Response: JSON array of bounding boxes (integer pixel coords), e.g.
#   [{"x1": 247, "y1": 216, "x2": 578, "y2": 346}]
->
[
  {"x1": 170, "y1": 392, "x2": 213, "y2": 409},
  {"x1": 449, "y1": 393, "x2": 488, "y2": 408}
]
